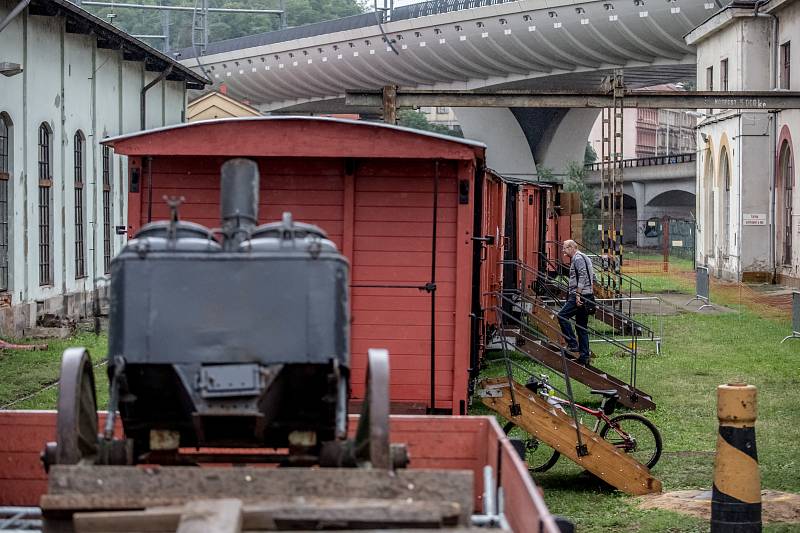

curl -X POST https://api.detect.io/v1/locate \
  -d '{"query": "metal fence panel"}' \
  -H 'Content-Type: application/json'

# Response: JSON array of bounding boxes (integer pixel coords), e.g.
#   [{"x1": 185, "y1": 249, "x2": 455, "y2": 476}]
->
[{"x1": 696, "y1": 266, "x2": 710, "y2": 301}]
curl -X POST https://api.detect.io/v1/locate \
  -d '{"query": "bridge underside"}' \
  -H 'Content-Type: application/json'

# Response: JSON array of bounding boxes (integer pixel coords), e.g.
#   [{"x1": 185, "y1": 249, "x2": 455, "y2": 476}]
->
[{"x1": 183, "y1": 0, "x2": 712, "y2": 186}]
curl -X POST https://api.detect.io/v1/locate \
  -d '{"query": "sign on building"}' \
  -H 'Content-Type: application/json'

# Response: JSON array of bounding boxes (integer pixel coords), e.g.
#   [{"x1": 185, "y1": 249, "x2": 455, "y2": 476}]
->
[{"x1": 743, "y1": 214, "x2": 766, "y2": 226}]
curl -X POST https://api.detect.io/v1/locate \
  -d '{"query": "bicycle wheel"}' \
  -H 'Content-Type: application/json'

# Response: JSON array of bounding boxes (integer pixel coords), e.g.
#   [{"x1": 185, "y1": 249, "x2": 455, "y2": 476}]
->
[
  {"x1": 599, "y1": 413, "x2": 662, "y2": 469},
  {"x1": 503, "y1": 421, "x2": 561, "y2": 473}
]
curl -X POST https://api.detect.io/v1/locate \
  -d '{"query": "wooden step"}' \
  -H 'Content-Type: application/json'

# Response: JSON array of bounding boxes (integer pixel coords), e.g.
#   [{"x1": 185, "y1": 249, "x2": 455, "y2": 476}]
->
[
  {"x1": 478, "y1": 377, "x2": 661, "y2": 497},
  {"x1": 513, "y1": 335, "x2": 656, "y2": 411}
]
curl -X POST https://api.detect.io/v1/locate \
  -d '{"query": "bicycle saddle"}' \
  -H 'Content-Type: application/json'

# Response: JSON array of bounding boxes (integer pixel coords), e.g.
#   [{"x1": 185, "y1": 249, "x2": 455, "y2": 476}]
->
[{"x1": 590, "y1": 389, "x2": 619, "y2": 398}]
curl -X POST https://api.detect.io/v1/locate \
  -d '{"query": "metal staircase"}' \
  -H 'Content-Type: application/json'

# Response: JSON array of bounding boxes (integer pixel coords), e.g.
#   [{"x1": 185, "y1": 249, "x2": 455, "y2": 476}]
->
[{"x1": 489, "y1": 292, "x2": 655, "y2": 411}]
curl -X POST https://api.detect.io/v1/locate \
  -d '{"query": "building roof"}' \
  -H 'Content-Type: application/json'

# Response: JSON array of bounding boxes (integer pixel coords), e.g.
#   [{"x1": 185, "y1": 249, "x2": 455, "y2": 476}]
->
[
  {"x1": 187, "y1": 91, "x2": 261, "y2": 120},
  {"x1": 103, "y1": 116, "x2": 486, "y2": 160},
  {"x1": 24, "y1": 0, "x2": 208, "y2": 89},
  {"x1": 685, "y1": 0, "x2": 790, "y2": 45}
]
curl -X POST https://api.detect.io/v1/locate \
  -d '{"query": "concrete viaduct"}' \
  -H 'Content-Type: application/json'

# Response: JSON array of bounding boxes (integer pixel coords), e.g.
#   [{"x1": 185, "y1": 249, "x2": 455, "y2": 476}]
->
[
  {"x1": 180, "y1": 0, "x2": 718, "y2": 216},
  {"x1": 585, "y1": 155, "x2": 695, "y2": 247}
]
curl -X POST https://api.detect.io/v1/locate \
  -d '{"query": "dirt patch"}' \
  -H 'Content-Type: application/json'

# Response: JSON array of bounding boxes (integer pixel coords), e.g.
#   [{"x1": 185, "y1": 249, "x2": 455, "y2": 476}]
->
[{"x1": 638, "y1": 489, "x2": 800, "y2": 524}]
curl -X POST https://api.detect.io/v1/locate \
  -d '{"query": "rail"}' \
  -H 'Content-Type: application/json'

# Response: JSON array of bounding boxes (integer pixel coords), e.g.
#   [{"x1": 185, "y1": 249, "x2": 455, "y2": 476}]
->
[
  {"x1": 496, "y1": 290, "x2": 638, "y2": 359},
  {"x1": 488, "y1": 302, "x2": 587, "y2": 453},
  {"x1": 391, "y1": 0, "x2": 518, "y2": 21},
  {"x1": 508, "y1": 259, "x2": 658, "y2": 346},
  {"x1": 536, "y1": 249, "x2": 638, "y2": 298},
  {"x1": 180, "y1": 0, "x2": 519, "y2": 58},
  {"x1": 545, "y1": 295, "x2": 664, "y2": 355},
  {"x1": 490, "y1": 290, "x2": 643, "y2": 409},
  {"x1": 584, "y1": 152, "x2": 696, "y2": 172},
  {"x1": 545, "y1": 239, "x2": 644, "y2": 296}
]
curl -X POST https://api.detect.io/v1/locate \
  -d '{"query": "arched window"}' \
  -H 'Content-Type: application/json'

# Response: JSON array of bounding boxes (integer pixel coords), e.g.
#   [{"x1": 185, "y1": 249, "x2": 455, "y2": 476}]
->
[
  {"x1": 102, "y1": 145, "x2": 112, "y2": 274},
  {"x1": 720, "y1": 148, "x2": 731, "y2": 255},
  {"x1": 779, "y1": 140, "x2": 794, "y2": 265},
  {"x1": 704, "y1": 149, "x2": 715, "y2": 257},
  {"x1": 38, "y1": 123, "x2": 53, "y2": 286},
  {"x1": 74, "y1": 131, "x2": 86, "y2": 279},
  {"x1": 0, "y1": 113, "x2": 11, "y2": 291}
]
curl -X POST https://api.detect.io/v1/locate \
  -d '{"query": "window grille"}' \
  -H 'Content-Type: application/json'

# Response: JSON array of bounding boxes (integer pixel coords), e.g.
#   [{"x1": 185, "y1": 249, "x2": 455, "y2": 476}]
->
[
  {"x1": 780, "y1": 42, "x2": 791, "y2": 91},
  {"x1": 38, "y1": 124, "x2": 52, "y2": 286},
  {"x1": 102, "y1": 145, "x2": 112, "y2": 274},
  {"x1": 0, "y1": 116, "x2": 9, "y2": 291},
  {"x1": 74, "y1": 132, "x2": 86, "y2": 279}
]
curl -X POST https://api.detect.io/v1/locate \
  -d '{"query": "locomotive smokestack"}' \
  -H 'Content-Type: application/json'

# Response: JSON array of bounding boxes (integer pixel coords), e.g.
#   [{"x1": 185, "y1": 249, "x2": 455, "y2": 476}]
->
[{"x1": 221, "y1": 158, "x2": 260, "y2": 251}]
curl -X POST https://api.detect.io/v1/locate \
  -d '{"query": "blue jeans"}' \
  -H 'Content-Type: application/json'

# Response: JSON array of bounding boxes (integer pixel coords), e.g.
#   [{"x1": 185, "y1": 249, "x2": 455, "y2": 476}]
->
[{"x1": 557, "y1": 294, "x2": 593, "y2": 362}]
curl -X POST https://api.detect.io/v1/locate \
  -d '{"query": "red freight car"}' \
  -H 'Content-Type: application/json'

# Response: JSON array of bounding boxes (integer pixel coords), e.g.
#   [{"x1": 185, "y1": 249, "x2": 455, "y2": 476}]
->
[{"x1": 106, "y1": 117, "x2": 567, "y2": 415}]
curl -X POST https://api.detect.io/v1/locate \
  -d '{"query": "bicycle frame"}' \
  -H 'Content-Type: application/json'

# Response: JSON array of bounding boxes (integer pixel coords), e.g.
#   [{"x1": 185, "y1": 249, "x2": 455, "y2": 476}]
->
[{"x1": 532, "y1": 378, "x2": 636, "y2": 450}]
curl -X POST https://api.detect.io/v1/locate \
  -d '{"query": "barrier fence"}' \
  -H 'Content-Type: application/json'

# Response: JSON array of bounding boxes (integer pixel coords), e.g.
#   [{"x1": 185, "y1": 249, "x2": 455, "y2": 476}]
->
[
  {"x1": 782, "y1": 291, "x2": 800, "y2": 343},
  {"x1": 686, "y1": 266, "x2": 713, "y2": 311}
]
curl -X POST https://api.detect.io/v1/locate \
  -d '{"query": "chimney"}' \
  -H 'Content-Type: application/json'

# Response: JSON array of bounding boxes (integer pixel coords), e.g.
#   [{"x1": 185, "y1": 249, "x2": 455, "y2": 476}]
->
[{"x1": 220, "y1": 158, "x2": 259, "y2": 251}]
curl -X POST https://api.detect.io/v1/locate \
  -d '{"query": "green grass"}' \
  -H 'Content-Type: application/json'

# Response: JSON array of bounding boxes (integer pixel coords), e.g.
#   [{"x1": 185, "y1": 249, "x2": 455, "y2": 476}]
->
[
  {"x1": 474, "y1": 305, "x2": 800, "y2": 531},
  {"x1": 633, "y1": 273, "x2": 694, "y2": 295},
  {"x1": 0, "y1": 332, "x2": 109, "y2": 409},
  {"x1": 1, "y1": 279, "x2": 797, "y2": 530}
]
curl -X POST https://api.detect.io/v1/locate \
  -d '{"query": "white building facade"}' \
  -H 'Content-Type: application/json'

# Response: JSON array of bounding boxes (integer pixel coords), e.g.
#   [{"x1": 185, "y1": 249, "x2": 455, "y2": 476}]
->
[
  {"x1": 0, "y1": 0, "x2": 206, "y2": 334},
  {"x1": 687, "y1": 0, "x2": 799, "y2": 283}
]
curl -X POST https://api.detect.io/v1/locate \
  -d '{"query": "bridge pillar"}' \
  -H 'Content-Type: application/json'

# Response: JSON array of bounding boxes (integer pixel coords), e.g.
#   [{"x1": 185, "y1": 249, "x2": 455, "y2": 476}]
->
[
  {"x1": 455, "y1": 108, "x2": 537, "y2": 180},
  {"x1": 632, "y1": 181, "x2": 648, "y2": 248}
]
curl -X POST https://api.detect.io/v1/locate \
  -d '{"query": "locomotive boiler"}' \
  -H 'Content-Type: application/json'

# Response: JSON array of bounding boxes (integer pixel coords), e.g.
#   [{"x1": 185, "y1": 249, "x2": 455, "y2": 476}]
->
[{"x1": 43, "y1": 158, "x2": 396, "y2": 469}]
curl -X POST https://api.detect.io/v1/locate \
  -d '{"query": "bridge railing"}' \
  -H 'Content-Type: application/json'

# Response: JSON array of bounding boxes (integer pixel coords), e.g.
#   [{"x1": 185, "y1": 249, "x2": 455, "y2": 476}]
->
[
  {"x1": 391, "y1": 0, "x2": 518, "y2": 21},
  {"x1": 585, "y1": 152, "x2": 696, "y2": 172},
  {"x1": 182, "y1": 0, "x2": 525, "y2": 58}
]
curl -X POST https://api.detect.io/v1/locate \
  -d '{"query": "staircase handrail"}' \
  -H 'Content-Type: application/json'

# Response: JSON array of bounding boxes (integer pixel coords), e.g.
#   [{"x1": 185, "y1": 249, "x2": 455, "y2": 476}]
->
[
  {"x1": 546, "y1": 238, "x2": 644, "y2": 295},
  {"x1": 493, "y1": 290, "x2": 642, "y2": 398},
  {"x1": 501, "y1": 259, "x2": 656, "y2": 342},
  {"x1": 489, "y1": 302, "x2": 588, "y2": 452}
]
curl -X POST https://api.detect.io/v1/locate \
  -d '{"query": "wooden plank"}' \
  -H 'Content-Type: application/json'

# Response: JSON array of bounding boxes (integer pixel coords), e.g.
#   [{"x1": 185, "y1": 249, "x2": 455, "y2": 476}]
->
[
  {"x1": 479, "y1": 378, "x2": 661, "y2": 496},
  {"x1": 42, "y1": 467, "x2": 474, "y2": 525},
  {"x1": 74, "y1": 499, "x2": 462, "y2": 532},
  {"x1": 530, "y1": 304, "x2": 574, "y2": 349}
]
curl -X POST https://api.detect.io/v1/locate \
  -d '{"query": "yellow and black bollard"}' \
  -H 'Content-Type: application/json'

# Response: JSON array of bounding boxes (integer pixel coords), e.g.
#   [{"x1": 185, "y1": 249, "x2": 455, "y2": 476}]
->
[{"x1": 711, "y1": 383, "x2": 761, "y2": 532}]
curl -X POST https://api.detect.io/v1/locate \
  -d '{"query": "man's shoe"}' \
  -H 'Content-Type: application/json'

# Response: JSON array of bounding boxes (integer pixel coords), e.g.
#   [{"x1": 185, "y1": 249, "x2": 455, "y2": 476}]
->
[{"x1": 576, "y1": 357, "x2": 590, "y2": 366}]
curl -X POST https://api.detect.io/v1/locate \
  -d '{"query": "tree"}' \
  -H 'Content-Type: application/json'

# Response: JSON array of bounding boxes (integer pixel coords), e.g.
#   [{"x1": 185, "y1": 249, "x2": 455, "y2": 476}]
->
[
  {"x1": 563, "y1": 160, "x2": 599, "y2": 246},
  {"x1": 86, "y1": 0, "x2": 367, "y2": 52},
  {"x1": 396, "y1": 110, "x2": 463, "y2": 138},
  {"x1": 584, "y1": 142, "x2": 597, "y2": 165},
  {"x1": 535, "y1": 166, "x2": 553, "y2": 182}
]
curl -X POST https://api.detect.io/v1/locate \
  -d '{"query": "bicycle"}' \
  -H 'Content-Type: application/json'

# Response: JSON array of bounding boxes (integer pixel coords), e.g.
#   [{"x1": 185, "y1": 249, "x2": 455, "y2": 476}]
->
[{"x1": 503, "y1": 374, "x2": 662, "y2": 472}]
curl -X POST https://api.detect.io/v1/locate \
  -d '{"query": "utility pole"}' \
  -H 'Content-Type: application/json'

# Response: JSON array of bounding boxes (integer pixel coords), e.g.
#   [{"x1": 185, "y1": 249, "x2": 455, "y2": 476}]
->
[{"x1": 600, "y1": 70, "x2": 624, "y2": 295}]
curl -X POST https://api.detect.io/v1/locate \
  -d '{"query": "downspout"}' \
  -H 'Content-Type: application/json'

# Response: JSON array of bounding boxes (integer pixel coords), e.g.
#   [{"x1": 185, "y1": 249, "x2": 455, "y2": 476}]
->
[
  {"x1": 0, "y1": 0, "x2": 31, "y2": 34},
  {"x1": 753, "y1": 0, "x2": 779, "y2": 280},
  {"x1": 140, "y1": 65, "x2": 172, "y2": 130}
]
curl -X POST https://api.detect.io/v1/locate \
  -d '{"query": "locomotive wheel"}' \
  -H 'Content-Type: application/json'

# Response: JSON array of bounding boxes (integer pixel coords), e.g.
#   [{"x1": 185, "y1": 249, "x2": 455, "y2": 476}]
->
[
  {"x1": 366, "y1": 348, "x2": 391, "y2": 469},
  {"x1": 55, "y1": 348, "x2": 99, "y2": 465}
]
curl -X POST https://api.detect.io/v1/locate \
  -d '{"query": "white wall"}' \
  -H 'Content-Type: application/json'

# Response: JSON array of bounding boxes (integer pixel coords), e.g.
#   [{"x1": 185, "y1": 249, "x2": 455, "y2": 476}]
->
[
  {"x1": 0, "y1": 0, "x2": 189, "y2": 330},
  {"x1": 692, "y1": 5, "x2": 799, "y2": 281},
  {"x1": 775, "y1": 0, "x2": 800, "y2": 281}
]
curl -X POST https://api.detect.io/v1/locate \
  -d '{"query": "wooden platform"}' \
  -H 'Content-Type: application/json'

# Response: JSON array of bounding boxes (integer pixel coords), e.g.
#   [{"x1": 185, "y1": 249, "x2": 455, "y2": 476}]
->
[
  {"x1": 43, "y1": 466, "x2": 474, "y2": 532},
  {"x1": 478, "y1": 378, "x2": 661, "y2": 496},
  {"x1": 0, "y1": 412, "x2": 561, "y2": 533}
]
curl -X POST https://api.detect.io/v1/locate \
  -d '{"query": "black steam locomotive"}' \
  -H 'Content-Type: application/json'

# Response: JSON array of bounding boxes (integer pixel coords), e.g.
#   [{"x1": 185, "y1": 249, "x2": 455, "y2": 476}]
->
[{"x1": 43, "y1": 159, "x2": 397, "y2": 469}]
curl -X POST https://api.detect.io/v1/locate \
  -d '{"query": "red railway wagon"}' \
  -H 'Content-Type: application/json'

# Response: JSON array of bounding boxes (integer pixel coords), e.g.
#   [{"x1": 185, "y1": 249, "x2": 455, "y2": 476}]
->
[
  {"x1": 0, "y1": 410, "x2": 561, "y2": 532},
  {"x1": 106, "y1": 117, "x2": 568, "y2": 415}
]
